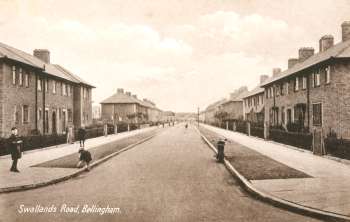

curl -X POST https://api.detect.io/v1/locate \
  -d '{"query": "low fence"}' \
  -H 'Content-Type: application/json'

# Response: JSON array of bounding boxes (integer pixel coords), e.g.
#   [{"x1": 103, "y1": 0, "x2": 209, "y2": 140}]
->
[
  {"x1": 0, "y1": 122, "x2": 142, "y2": 156},
  {"x1": 251, "y1": 126, "x2": 264, "y2": 139}
]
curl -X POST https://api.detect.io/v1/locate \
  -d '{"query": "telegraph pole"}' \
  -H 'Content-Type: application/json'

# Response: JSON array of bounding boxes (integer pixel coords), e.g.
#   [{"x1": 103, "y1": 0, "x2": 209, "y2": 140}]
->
[{"x1": 197, "y1": 107, "x2": 200, "y2": 128}]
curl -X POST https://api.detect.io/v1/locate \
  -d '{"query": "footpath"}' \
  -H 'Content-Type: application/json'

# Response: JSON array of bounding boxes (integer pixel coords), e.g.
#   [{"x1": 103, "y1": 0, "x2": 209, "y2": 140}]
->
[
  {"x1": 199, "y1": 124, "x2": 350, "y2": 221},
  {"x1": 0, "y1": 126, "x2": 160, "y2": 193}
]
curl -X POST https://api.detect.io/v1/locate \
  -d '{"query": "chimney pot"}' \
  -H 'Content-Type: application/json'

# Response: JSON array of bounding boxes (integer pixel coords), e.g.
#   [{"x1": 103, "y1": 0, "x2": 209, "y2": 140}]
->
[
  {"x1": 298, "y1": 47, "x2": 314, "y2": 62},
  {"x1": 117, "y1": 88, "x2": 124, "y2": 94},
  {"x1": 288, "y1": 58, "x2": 299, "y2": 69},
  {"x1": 33, "y1": 49, "x2": 50, "y2": 64},
  {"x1": 126, "y1": 91, "x2": 131, "y2": 96},
  {"x1": 342, "y1": 21, "x2": 350, "y2": 42},
  {"x1": 319, "y1": 35, "x2": 334, "y2": 52},
  {"x1": 272, "y1": 68, "x2": 281, "y2": 77},
  {"x1": 260, "y1": 75, "x2": 269, "y2": 84},
  {"x1": 132, "y1": 94, "x2": 137, "y2": 99}
]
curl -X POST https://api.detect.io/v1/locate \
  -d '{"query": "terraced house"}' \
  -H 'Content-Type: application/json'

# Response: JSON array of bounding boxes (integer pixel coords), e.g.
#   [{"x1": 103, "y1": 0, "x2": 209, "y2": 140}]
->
[
  {"x1": 261, "y1": 21, "x2": 350, "y2": 139},
  {"x1": 242, "y1": 75, "x2": 269, "y2": 124},
  {"x1": 0, "y1": 43, "x2": 94, "y2": 137}
]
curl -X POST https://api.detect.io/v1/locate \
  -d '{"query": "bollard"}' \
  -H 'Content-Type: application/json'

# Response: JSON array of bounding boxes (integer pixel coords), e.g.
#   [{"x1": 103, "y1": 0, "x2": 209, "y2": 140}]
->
[{"x1": 216, "y1": 139, "x2": 226, "y2": 163}]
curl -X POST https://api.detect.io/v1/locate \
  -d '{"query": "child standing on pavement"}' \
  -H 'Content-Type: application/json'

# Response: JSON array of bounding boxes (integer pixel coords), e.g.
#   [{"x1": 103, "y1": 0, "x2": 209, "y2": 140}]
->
[{"x1": 77, "y1": 147, "x2": 92, "y2": 171}]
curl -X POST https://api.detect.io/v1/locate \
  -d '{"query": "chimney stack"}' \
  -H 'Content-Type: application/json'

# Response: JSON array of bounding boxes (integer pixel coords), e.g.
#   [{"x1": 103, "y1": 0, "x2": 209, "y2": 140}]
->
[
  {"x1": 33, "y1": 49, "x2": 50, "y2": 64},
  {"x1": 319, "y1": 35, "x2": 334, "y2": 52},
  {"x1": 298, "y1": 47, "x2": 314, "y2": 62},
  {"x1": 132, "y1": 94, "x2": 137, "y2": 99},
  {"x1": 342, "y1": 21, "x2": 350, "y2": 42},
  {"x1": 272, "y1": 68, "x2": 281, "y2": 77},
  {"x1": 117, "y1": 88, "x2": 124, "y2": 94},
  {"x1": 288, "y1": 58, "x2": 299, "y2": 69},
  {"x1": 260, "y1": 75, "x2": 269, "y2": 84},
  {"x1": 126, "y1": 91, "x2": 131, "y2": 96}
]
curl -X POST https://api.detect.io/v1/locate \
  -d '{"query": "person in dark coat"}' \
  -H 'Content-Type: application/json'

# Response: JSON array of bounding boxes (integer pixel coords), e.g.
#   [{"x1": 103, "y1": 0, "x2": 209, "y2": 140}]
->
[
  {"x1": 77, "y1": 147, "x2": 92, "y2": 171},
  {"x1": 8, "y1": 127, "x2": 22, "y2": 172},
  {"x1": 77, "y1": 125, "x2": 87, "y2": 147}
]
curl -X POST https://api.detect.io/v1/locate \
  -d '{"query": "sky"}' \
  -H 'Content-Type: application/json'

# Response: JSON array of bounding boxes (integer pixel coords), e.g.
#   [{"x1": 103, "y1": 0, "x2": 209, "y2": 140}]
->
[{"x1": 0, "y1": 0, "x2": 349, "y2": 112}]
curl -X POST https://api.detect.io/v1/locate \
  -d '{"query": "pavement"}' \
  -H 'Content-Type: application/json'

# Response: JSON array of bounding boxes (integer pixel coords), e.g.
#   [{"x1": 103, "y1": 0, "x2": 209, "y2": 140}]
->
[
  {"x1": 0, "y1": 126, "x2": 159, "y2": 192},
  {"x1": 0, "y1": 123, "x2": 319, "y2": 222},
  {"x1": 200, "y1": 123, "x2": 350, "y2": 219}
]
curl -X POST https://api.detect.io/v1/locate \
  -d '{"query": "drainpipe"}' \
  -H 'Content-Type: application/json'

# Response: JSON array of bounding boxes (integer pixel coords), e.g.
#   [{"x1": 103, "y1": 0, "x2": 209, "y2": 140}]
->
[
  {"x1": 42, "y1": 76, "x2": 45, "y2": 134},
  {"x1": 307, "y1": 72, "x2": 310, "y2": 130},
  {"x1": 35, "y1": 73, "x2": 38, "y2": 131}
]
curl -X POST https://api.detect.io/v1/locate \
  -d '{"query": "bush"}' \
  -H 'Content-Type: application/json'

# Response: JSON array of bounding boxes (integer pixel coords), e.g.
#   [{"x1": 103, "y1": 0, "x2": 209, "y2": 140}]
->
[
  {"x1": 269, "y1": 129, "x2": 312, "y2": 150},
  {"x1": 325, "y1": 137, "x2": 350, "y2": 160},
  {"x1": 251, "y1": 126, "x2": 264, "y2": 139}
]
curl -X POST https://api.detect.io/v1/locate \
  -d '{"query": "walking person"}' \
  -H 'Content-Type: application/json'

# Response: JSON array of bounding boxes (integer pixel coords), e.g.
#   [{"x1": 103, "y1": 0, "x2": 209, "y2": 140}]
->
[
  {"x1": 77, "y1": 125, "x2": 87, "y2": 148},
  {"x1": 8, "y1": 127, "x2": 23, "y2": 173},
  {"x1": 77, "y1": 147, "x2": 92, "y2": 171}
]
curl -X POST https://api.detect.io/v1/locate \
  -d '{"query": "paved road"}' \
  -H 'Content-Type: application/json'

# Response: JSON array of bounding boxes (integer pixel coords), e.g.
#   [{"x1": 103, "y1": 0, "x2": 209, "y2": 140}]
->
[{"x1": 0, "y1": 124, "x2": 320, "y2": 222}]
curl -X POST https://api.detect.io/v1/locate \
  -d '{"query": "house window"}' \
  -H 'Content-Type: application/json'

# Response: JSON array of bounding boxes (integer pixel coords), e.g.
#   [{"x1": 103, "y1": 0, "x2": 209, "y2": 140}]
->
[
  {"x1": 312, "y1": 103, "x2": 322, "y2": 126},
  {"x1": 313, "y1": 69, "x2": 320, "y2": 87},
  {"x1": 37, "y1": 79, "x2": 42, "y2": 91},
  {"x1": 285, "y1": 82, "x2": 289, "y2": 95},
  {"x1": 19, "y1": 68, "x2": 23, "y2": 86},
  {"x1": 62, "y1": 83, "x2": 66, "y2": 95},
  {"x1": 22, "y1": 105, "x2": 29, "y2": 124},
  {"x1": 302, "y1": 76, "x2": 307, "y2": 89},
  {"x1": 325, "y1": 66, "x2": 331, "y2": 84},
  {"x1": 14, "y1": 106, "x2": 19, "y2": 124},
  {"x1": 68, "y1": 109, "x2": 73, "y2": 122},
  {"x1": 271, "y1": 87, "x2": 274, "y2": 97},
  {"x1": 25, "y1": 74, "x2": 29, "y2": 87},
  {"x1": 53, "y1": 80, "x2": 56, "y2": 94},
  {"x1": 294, "y1": 77, "x2": 299, "y2": 91},
  {"x1": 38, "y1": 108, "x2": 42, "y2": 120},
  {"x1": 12, "y1": 66, "x2": 16, "y2": 85},
  {"x1": 45, "y1": 79, "x2": 49, "y2": 92}
]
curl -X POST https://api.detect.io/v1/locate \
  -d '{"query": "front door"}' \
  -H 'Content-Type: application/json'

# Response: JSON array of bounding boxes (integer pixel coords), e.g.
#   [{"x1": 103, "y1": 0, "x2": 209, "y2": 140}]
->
[
  {"x1": 52, "y1": 111, "x2": 57, "y2": 134},
  {"x1": 287, "y1": 109, "x2": 292, "y2": 124}
]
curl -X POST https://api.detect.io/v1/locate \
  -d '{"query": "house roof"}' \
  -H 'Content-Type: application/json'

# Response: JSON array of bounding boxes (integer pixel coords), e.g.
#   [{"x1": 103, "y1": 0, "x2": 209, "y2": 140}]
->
[
  {"x1": 242, "y1": 85, "x2": 264, "y2": 99},
  {"x1": 221, "y1": 90, "x2": 249, "y2": 104},
  {"x1": 261, "y1": 39, "x2": 350, "y2": 87},
  {"x1": 0, "y1": 42, "x2": 94, "y2": 87},
  {"x1": 100, "y1": 93, "x2": 141, "y2": 104},
  {"x1": 101, "y1": 92, "x2": 161, "y2": 111}
]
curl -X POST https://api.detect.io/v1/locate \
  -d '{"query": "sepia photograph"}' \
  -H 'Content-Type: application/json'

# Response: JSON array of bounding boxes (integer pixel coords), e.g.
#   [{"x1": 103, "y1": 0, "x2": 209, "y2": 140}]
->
[{"x1": 0, "y1": 0, "x2": 350, "y2": 221}]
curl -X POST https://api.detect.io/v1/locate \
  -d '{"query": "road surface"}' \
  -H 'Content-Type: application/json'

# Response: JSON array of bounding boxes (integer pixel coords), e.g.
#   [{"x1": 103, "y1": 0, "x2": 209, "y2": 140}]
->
[{"x1": 0, "y1": 124, "x2": 320, "y2": 222}]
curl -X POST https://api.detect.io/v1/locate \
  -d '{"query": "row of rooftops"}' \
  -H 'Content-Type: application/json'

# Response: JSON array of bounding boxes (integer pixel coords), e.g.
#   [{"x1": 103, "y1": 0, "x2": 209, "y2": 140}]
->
[
  {"x1": 100, "y1": 88, "x2": 161, "y2": 111},
  {"x1": 204, "y1": 21, "x2": 350, "y2": 111},
  {"x1": 244, "y1": 21, "x2": 350, "y2": 98},
  {"x1": 0, "y1": 42, "x2": 94, "y2": 88}
]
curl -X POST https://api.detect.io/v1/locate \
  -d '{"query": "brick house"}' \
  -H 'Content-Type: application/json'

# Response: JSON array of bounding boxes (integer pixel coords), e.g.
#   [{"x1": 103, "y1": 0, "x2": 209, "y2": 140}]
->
[
  {"x1": 261, "y1": 21, "x2": 350, "y2": 139},
  {"x1": 0, "y1": 43, "x2": 94, "y2": 137},
  {"x1": 242, "y1": 75, "x2": 269, "y2": 124},
  {"x1": 218, "y1": 86, "x2": 248, "y2": 121},
  {"x1": 101, "y1": 88, "x2": 161, "y2": 124},
  {"x1": 203, "y1": 99, "x2": 226, "y2": 125}
]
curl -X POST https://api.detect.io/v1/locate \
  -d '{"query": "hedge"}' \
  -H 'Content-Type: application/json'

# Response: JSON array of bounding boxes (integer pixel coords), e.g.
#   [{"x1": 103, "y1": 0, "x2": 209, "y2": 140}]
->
[
  {"x1": 325, "y1": 137, "x2": 350, "y2": 160},
  {"x1": 269, "y1": 129, "x2": 312, "y2": 150},
  {"x1": 251, "y1": 127, "x2": 264, "y2": 139}
]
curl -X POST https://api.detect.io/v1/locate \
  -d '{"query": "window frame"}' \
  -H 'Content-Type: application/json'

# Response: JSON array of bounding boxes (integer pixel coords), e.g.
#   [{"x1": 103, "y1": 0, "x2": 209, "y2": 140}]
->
[
  {"x1": 19, "y1": 68, "x2": 23, "y2": 86},
  {"x1": 12, "y1": 66, "x2": 16, "y2": 85},
  {"x1": 325, "y1": 66, "x2": 331, "y2": 84},
  {"x1": 22, "y1": 105, "x2": 29, "y2": 124},
  {"x1": 294, "y1": 77, "x2": 299, "y2": 91},
  {"x1": 312, "y1": 103, "x2": 322, "y2": 126}
]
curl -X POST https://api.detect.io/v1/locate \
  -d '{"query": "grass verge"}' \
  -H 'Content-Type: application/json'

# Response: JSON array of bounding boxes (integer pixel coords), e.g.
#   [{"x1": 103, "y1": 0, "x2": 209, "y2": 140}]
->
[
  {"x1": 199, "y1": 127, "x2": 311, "y2": 180},
  {"x1": 33, "y1": 130, "x2": 157, "y2": 168}
]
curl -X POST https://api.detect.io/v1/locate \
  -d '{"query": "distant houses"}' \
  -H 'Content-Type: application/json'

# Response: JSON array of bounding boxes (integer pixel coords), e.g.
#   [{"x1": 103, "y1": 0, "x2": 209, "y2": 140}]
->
[
  {"x1": 100, "y1": 88, "x2": 164, "y2": 125},
  {"x1": 201, "y1": 21, "x2": 350, "y2": 142}
]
